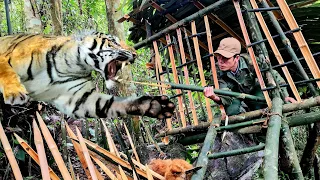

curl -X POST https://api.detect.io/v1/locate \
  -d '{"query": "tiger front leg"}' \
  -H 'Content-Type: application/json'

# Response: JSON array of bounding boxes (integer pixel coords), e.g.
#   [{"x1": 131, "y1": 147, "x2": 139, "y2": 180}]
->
[{"x1": 0, "y1": 61, "x2": 29, "y2": 105}]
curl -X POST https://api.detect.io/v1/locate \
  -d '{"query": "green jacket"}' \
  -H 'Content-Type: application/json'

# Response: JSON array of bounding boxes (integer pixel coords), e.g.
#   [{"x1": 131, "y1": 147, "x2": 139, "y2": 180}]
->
[{"x1": 217, "y1": 54, "x2": 289, "y2": 106}]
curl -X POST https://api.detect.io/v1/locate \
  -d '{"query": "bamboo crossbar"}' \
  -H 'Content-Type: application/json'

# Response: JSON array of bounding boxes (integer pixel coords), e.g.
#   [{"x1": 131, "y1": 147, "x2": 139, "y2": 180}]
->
[{"x1": 208, "y1": 143, "x2": 265, "y2": 159}]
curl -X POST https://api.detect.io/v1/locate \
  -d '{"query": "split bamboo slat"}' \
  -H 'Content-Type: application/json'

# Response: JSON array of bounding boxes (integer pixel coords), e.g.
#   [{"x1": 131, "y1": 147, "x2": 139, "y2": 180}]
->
[
  {"x1": 203, "y1": 15, "x2": 227, "y2": 120},
  {"x1": 68, "y1": 157, "x2": 76, "y2": 180},
  {"x1": 123, "y1": 123, "x2": 141, "y2": 163},
  {"x1": 249, "y1": 0, "x2": 302, "y2": 102},
  {"x1": 276, "y1": 0, "x2": 320, "y2": 88},
  {"x1": 233, "y1": 0, "x2": 272, "y2": 108},
  {"x1": 33, "y1": 120, "x2": 50, "y2": 180},
  {"x1": 191, "y1": 21, "x2": 214, "y2": 122},
  {"x1": 65, "y1": 122, "x2": 101, "y2": 180},
  {"x1": 90, "y1": 155, "x2": 118, "y2": 180},
  {"x1": 14, "y1": 133, "x2": 60, "y2": 180},
  {"x1": 35, "y1": 112, "x2": 72, "y2": 180},
  {"x1": 119, "y1": 166, "x2": 129, "y2": 180},
  {"x1": 176, "y1": 28, "x2": 199, "y2": 125},
  {"x1": 193, "y1": 1, "x2": 246, "y2": 47},
  {"x1": 153, "y1": 40, "x2": 173, "y2": 133},
  {"x1": 166, "y1": 34, "x2": 187, "y2": 127},
  {"x1": 101, "y1": 120, "x2": 120, "y2": 157},
  {"x1": 0, "y1": 123, "x2": 23, "y2": 180},
  {"x1": 76, "y1": 127, "x2": 99, "y2": 180}
]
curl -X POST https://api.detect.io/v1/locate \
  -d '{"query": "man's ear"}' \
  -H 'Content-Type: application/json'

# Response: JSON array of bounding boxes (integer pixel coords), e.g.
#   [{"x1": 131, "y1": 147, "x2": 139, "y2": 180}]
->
[
  {"x1": 234, "y1": 54, "x2": 241, "y2": 62},
  {"x1": 185, "y1": 166, "x2": 202, "y2": 174}
]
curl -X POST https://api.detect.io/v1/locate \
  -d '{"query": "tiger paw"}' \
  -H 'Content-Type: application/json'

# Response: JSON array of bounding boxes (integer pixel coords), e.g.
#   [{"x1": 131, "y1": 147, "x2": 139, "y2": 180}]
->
[
  {"x1": 3, "y1": 86, "x2": 29, "y2": 105},
  {"x1": 135, "y1": 95, "x2": 175, "y2": 119}
]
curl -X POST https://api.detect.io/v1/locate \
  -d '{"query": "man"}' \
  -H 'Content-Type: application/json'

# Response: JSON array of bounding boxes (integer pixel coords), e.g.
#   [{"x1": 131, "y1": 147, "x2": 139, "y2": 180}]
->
[{"x1": 204, "y1": 37, "x2": 296, "y2": 115}]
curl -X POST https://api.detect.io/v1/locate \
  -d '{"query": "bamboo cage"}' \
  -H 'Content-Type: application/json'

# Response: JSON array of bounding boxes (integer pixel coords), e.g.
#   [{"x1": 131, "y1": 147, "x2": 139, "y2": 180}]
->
[{"x1": 119, "y1": 0, "x2": 320, "y2": 179}]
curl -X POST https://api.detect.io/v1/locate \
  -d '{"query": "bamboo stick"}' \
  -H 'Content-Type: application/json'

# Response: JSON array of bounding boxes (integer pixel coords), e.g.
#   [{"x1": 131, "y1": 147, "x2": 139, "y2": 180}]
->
[
  {"x1": 176, "y1": 28, "x2": 198, "y2": 125},
  {"x1": 91, "y1": 155, "x2": 118, "y2": 180},
  {"x1": 166, "y1": 34, "x2": 187, "y2": 127},
  {"x1": 276, "y1": 0, "x2": 320, "y2": 88},
  {"x1": 264, "y1": 97, "x2": 283, "y2": 179},
  {"x1": 134, "y1": 0, "x2": 230, "y2": 49},
  {"x1": 249, "y1": 0, "x2": 301, "y2": 102},
  {"x1": 208, "y1": 143, "x2": 265, "y2": 159},
  {"x1": 191, "y1": 118, "x2": 221, "y2": 180},
  {"x1": 33, "y1": 120, "x2": 50, "y2": 180},
  {"x1": 68, "y1": 157, "x2": 76, "y2": 180},
  {"x1": 65, "y1": 123, "x2": 104, "y2": 180},
  {"x1": 260, "y1": 0, "x2": 318, "y2": 96},
  {"x1": 76, "y1": 127, "x2": 99, "y2": 180},
  {"x1": 123, "y1": 124, "x2": 140, "y2": 163},
  {"x1": 36, "y1": 112, "x2": 72, "y2": 180},
  {"x1": 191, "y1": 20, "x2": 214, "y2": 122},
  {"x1": 280, "y1": 121, "x2": 304, "y2": 179},
  {"x1": 14, "y1": 133, "x2": 60, "y2": 180},
  {"x1": 233, "y1": 0, "x2": 272, "y2": 108},
  {"x1": 204, "y1": 15, "x2": 227, "y2": 122},
  {"x1": 119, "y1": 166, "x2": 129, "y2": 180}
]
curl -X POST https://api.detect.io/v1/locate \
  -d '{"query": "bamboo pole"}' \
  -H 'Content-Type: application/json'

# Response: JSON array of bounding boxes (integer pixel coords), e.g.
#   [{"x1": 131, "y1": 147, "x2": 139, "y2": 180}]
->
[
  {"x1": 260, "y1": 0, "x2": 318, "y2": 96},
  {"x1": 153, "y1": 41, "x2": 172, "y2": 131},
  {"x1": 166, "y1": 34, "x2": 187, "y2": 127},
  {"x1": 204, "y1": 15, "x2": 227, "y2": 121},
  {"x1": 276, "y1": 0, "x2": 320, "y2": 88},
  {"x1": 36, "y1": 112, "x2": 72, "y2": 180},
  {"x1": 264, "y1": 97, "x2": 283, "y2": 179},
  {"x1": 176, "y1": 28, "x2": 198, "y2": 125},
  {"x1": 134, "y1": 0, "x2": 230, "y2": 49},
  {"x1": 233, "y1": 0, "x2": 272, "y2": 108},
  {"x1": 123, "y1": 124, "x2": 140, "y2": 163},
  {"x1": 191, "y1": 20, "x2": 214, "y2": 122},
  {"x1": 249, "y1": 0, "x2": 301, "y2": 102},
  {"x1": 14, "y1": 133, "x2": 60, "y2": 180},
  {"x1": 33, "y1": 120, "x2": 50, "y2": 180},
  {"x1": 208, "y1": 143, "x2": 265, "y2": 159},
  {"x1": 280, "y1": 121, "x2": 304, "y2": 179},
  {"x1": 191, "y1": 118, "x2": 221, "y2": 180},
  {"x1": 0, "y1": 123, "x2": 23, "y2": 180}
]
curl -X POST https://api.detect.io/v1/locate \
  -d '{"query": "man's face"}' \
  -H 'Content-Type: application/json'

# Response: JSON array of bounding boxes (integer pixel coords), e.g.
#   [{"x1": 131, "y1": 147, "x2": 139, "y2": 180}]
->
[{"x1": 216, "y1": 54, "x2": 239, "y2": 71}]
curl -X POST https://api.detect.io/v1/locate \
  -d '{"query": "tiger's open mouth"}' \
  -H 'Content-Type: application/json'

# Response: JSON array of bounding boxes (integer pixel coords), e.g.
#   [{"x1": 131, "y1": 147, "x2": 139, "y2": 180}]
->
[{"x1": 105, "y1": 60, "x2": 126, "y2": 81}]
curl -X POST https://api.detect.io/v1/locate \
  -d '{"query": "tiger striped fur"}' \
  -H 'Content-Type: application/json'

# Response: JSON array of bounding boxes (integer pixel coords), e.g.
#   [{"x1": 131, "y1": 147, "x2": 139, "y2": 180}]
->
[{"x1": 0, "y1": 32, "x2": 174, "y2": 119}]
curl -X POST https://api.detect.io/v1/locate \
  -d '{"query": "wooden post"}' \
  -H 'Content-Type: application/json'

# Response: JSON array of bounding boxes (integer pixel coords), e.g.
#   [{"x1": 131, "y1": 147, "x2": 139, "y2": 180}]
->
[
  {"x1": 176, "y1": 28, "x2": 199, "y2": 125},
  {"x1": 166, "y1": 34, "x2": 187, "y2": 127},
  {"x1": 191, "y1": 21, "x2": 214, "y2": 122}
]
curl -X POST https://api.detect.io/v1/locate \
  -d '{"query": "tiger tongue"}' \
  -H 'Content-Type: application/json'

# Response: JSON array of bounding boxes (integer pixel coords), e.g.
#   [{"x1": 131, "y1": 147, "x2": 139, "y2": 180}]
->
[{"x1": 107, "y1": 60, "x2": 117, "y2": 78}]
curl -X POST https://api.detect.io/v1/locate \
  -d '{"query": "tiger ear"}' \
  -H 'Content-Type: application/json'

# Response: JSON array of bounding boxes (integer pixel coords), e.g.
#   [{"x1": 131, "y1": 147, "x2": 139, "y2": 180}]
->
[{"x1": 185, "y1": 166, "x2": 202, "y2": 174}]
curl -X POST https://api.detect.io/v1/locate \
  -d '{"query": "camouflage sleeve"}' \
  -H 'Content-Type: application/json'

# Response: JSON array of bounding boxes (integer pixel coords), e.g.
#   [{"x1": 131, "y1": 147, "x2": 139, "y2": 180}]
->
[
  {"x1": 270, "y1": 69, "x2": 289, "y2": 97},
  {"x1": 217, "y1": 79, "x2": 234, "y2": 106}
]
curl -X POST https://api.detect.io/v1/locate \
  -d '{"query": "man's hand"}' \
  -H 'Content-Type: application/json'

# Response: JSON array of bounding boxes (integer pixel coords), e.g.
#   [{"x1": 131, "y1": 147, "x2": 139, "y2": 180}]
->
[
  {"x1": 204, "y1": 86, "x2": 220, "y2": 102},
  {"x1": 285, "y1": 96, "x2": 297, "y2": 103}
]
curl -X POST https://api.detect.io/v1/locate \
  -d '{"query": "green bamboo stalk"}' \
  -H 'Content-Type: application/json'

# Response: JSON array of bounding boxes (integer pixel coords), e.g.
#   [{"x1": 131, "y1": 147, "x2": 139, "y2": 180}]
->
[
  {"x1": 264, "y1": 97, "x2": 283, "y2": 179},
  {"x1": 168, "y1": 82, "x2": 266, "y2": 101},
  {"x1": 191, "y1": 118, "x2": 221, "y2": 180},
  {"x1": 288, "y1": 111, "x2": 320, "y2": 127},
  {"x1": 61, "y1": 119, "x2": 68, "y2": 163},
  {"x1": 134, "y1": 0, "x2": 230, "y2": 49},
  {"x1": 208, "y1": 143, "x2": 265, "y2": 159},
  {"x1": 281, "y1": 120, "x2": 304, "y2": 179},
  {"x1": 261, "y1": 0, "x2": 318, "y2": 96}
]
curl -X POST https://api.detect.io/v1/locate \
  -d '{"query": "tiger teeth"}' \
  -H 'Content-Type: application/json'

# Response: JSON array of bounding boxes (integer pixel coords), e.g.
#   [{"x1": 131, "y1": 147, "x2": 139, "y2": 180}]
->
[
  {"x1": 114, "y1": 76, "x2": 120, "y2": 80},
  {"x1": 121, "y1": 63, "x2": 126, "y2": 70}
]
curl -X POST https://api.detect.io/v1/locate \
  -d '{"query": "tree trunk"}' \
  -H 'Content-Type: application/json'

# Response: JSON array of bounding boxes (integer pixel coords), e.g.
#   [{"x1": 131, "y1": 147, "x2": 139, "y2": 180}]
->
[
  {"x1": 49, "y1": 0, "x2": 63, "y2": 35},
  {"x1": 24, "y1": 0, "x2": 42, "y2": 33}
]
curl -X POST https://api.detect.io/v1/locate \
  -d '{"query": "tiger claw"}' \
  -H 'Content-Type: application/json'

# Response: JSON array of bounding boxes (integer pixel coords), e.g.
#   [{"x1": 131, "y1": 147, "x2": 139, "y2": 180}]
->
[{"x1": 4, "y1": 92, "x2": 29, "y2": 105}]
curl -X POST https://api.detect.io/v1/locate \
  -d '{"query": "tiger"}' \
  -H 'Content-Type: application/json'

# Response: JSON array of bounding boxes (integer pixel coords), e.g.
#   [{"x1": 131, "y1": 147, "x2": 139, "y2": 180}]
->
[{"x1": 0, "y1": 32, "x2": 174, "y2": 119}]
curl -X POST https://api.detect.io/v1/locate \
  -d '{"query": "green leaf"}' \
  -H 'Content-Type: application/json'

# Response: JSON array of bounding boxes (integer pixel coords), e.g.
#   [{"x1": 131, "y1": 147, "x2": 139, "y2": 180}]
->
[{"x1": 15, "y1": 149, "x2": 26, "y2": 162}]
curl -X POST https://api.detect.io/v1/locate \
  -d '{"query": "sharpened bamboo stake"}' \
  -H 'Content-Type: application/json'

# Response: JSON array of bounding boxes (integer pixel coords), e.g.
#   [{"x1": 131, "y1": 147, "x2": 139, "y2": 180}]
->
[
  {"x1": 123, "y1": 124, "x2": 141, "y2": 163},
  {"x1": 36, "y1": 112, "x2": 72, "y2": 180},
  {"x1": 119, "y1": 166, "x2": 129, "y2": 180},
  {"x1": 166, "y1": 34, "x2": 187, "y2": 127},
  {"x1": 191, "y1": 21, "x2": 214, "y2": 122},
  {"x1": 0, "y1": 122, "x2": 23, "y2": 180},
  {"x1": 14, "y1": 133, "x2": 60, "y2": 180},
  {"x1": 249, "y1": 0, "x2": 301, "y2": 102},
  {"x1": 91, "y1": 155, "x2": 118, "y2": 180},
  {"x1": 65, "y1": 123, "x2": 104, "y2": 180},
  {"x1": 233, "y1": 0, "x2": 272, "y2": 108},
  {"x1": 176, "y1": 28, "x2": 199, "y2": 125},
  {"x1": 145, "y1": 164, "x2": 154, "y2": 180},
  {"x1": 33, "y1": 120, "x2": 50, "y2": 180},
  {"x1": 101, "y1": 120, "x2": 120, "y2": 157},
  {"x1": 76, "y1": 127, "x2": 98, "y2": 180},
  {"x1": 276, "y1": 0, "x2": 320, "y2": 88}
]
